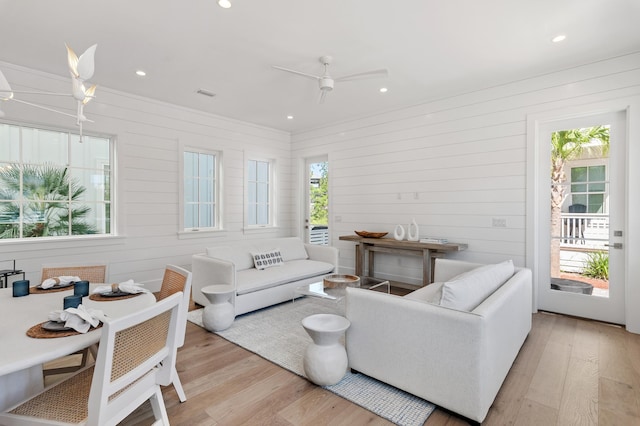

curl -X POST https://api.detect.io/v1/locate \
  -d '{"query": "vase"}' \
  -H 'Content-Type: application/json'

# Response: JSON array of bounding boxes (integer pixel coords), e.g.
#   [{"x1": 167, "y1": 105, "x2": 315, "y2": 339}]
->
[
  {"x1": 407, "y1": 218, "x2": 419, "y2": 241},
  {"x1": 393, "y1": 224, "x2": 405, "y2": 241}
]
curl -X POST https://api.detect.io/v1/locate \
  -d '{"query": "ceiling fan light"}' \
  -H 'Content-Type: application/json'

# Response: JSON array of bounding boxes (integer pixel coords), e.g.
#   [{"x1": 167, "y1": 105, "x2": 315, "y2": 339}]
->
[{"x1": 218, "y1": 0, "x2": 231, "y2": 8}]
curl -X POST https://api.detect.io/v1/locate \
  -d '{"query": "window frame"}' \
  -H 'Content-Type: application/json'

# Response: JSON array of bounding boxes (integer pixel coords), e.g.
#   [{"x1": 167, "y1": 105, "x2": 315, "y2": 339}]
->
[
  {"x1": 570, "y1": 164, "x2": 607, "y2": 214},
  {"x1": 245, "y1": 155, "x2": 276, "y2": 229},
  {"x1": 0, "y1": 120, "x2": 115, "y2": 242},
  {"x1": 179, "y1": 144, "x2": 222, "y2": 235}
]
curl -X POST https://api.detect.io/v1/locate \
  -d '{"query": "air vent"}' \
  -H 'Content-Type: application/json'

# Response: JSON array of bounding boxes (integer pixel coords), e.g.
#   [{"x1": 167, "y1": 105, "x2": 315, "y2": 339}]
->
[{"x1": 196, "y1": 89, "x2": 216, "y2": 97}]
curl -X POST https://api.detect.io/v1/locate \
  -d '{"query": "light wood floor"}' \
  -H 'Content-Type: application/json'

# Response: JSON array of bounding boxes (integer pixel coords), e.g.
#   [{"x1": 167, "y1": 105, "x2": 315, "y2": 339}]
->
[{"x1": 47, "y1": 305, "x2": 640, "y2": 425}]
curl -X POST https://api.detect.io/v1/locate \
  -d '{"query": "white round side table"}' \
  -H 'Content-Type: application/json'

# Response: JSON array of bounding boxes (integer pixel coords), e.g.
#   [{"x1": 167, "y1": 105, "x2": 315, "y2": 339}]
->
[
  {"x1": 301, "y1": 313, "x2": 351, "y2": 386},
  {"x1": 201, "y1": 284, "x2": 235, "y2": 332}
]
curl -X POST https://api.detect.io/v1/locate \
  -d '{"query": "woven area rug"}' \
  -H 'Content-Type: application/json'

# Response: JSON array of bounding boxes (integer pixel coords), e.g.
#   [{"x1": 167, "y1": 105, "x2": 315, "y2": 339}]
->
[{"x1": 187, "y1": 297, "x2": 435, "y2": 426}]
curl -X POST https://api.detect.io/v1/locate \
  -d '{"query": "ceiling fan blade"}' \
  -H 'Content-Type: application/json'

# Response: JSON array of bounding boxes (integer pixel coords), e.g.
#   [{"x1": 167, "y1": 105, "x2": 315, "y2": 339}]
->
[
  {"x1": 334, "y1": 68, "x2": 389, "y2": 82},
  {"x1": 272, "y1": 65, "x2": 320, "y2": 81},
  {"x1": 0, "y1": 70, "x2": 13, "y2": 100},
  {"x1": 318, "y1": 90, "x2": 328, "y2": 104}
]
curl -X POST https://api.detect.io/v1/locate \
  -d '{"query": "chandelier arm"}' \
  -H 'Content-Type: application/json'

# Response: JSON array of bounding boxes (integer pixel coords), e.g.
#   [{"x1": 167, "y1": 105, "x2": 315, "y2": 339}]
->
[{"x1": 11, "y1": 98, "x2": 94, "y2": 122}]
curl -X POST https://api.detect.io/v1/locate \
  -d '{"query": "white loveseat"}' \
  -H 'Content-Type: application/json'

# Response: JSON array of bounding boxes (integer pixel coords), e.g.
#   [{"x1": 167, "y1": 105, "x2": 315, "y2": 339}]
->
[
  {"x1": 345, "y1": 258, "x2": 532, "y2": 423},
  {"x1": 192, "y1": 237, "x2": 338, "y2": 315}
]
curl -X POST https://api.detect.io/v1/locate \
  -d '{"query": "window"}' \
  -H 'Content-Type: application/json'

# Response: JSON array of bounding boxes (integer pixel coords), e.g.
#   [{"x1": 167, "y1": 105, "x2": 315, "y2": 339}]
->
[
  {"x1": 0, "y1": 123, "x2": 112, "y2": 239},
  {"x1": 570, "y1": 165, "x2": 606, "y2": 213},
  {"x1": 183, "y1": 149, "x2": 219, "y2": 230},
  {"x1": 246, "y1": 158, "x2": 274, "y2": 227}
]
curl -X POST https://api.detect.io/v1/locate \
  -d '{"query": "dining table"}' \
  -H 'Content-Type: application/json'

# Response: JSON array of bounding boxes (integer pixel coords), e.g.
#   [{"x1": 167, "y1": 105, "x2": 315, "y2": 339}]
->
[{"x1": 0, "y1": 283, "x2": 156, "y2": 411}]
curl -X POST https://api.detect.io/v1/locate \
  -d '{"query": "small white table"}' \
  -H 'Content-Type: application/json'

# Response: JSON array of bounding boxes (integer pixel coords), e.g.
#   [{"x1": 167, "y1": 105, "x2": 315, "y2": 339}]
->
[
  {"x1": 0, "y1": 285, "x2": 156, "y2": 411},
  {"x1": 301, "y1": 313, "x2": 351, "y2": 386},
  {"x1": 201, "y1": 284, "x2": 235, "y2": 332}
]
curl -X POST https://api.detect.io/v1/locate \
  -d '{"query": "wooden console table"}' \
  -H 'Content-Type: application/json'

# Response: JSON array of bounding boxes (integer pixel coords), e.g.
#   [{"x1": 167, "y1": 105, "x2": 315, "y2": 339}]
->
[{"x1": 339, "y1": 235, "x2": 467, "y2": 287}]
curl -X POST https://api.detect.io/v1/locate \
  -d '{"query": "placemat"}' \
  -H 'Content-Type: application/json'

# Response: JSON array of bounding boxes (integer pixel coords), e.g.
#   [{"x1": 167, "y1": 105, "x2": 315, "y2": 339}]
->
[
  {"x1": 26, "y1": 321, "x2": 103, "y2": 339},
  {"x1": 29, "y1": 284, "x2": 74, "y2": 294},
  {"x1": 89, "y1": 292, "x2": 140, "y2": 301}
]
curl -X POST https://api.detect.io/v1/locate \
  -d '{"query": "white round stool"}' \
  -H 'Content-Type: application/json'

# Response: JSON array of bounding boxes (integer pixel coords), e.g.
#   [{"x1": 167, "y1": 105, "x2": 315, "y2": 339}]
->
[
  {"x1": 201, "y1": 285, "x2": 235, "y2": 332},
  {"x1": 301, "y1": 313, "x2": 351, "y2": 386}
]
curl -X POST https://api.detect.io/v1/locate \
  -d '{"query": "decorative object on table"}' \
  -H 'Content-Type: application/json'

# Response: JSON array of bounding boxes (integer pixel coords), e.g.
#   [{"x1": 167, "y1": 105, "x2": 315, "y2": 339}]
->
[
  {"x1": 92, "y1": 279, "x2": 149, "y2": 297},
  {"x1": 0, "y1": 44, "x2": 98, "y2": 142},
  {"x1": 354, "y1": 230, "x2": 388, "y2": 238},
  {"x1": 323, "y1": 274, "x2": 360, "y2": 289},
  {"x1": 12, "y1": 279, "x2": 29, "y2": 297},
  {"x1": 419, "y1": 237, "x2": 449, "y2": 244},
  {"x1": 63, "y1": 294, "x2": 82, "y2": 310},
  {"x1": 0, "y1": 259, "x2": 25, "y2": 288},
  {"x1": 302, "y1": 314, "x2": 351, "y2": 386},
  {"x1": 39, "y1": 275, "x2": 80, "y2": 290},
  {"x1": 201, "y1": 284, "x2": 235, "y2": 332},
  {"x1": 73, "y1": 280, "x2": 90, "y2": 297},
  {"x1": 393, "y1": 224, "x2": 405, "y2": 240},
  {"x1": 407, "y1": 218, "x2": 420, "y2": 241},
  {"x1": 47, "y1": 304, "x2": 107, "y2": 334}
]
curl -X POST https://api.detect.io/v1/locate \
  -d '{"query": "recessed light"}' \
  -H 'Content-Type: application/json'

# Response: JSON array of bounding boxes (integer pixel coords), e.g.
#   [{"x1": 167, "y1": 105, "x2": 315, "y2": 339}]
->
[
  {"x1": 379, "y1": 87, "x2": 388, "y2": 93},
  {"x1": 135, "y1": 70, "x2": 146, "y2": 77},
  {"x1": 218, "y1": 0, "x2": 231, "y2": 8},
  {"x1": 286, "y1": 115, "x2": 294, "y2": 120},
  {"x1": 551, "y1": 34, "x2": 566, "y2": 43}
]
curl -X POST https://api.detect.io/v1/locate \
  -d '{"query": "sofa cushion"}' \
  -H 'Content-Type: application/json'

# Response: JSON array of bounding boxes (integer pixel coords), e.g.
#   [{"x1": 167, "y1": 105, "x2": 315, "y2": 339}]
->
[
  {"x1": 404, "y1": 282, "x2": 444, "y2": 305},
  {"x1": 273, "y1": 237, "x2": 309, "y2": 261},
  {"x1": 236, "y1": 259, "x2": 334, "y2": 295},
  {"x1": 251, "y1": 249, "x2": 284, "y2": 270},
  {"x1": 206, "y1": 245, "x2": 255, "y2": 271},
  {"x1": 439, "y1": 260, "x2": 514, "y2": 311}
]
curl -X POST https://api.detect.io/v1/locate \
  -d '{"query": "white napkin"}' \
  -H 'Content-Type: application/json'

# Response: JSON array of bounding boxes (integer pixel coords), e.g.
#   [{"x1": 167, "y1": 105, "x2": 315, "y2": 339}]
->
[
  {"x1": 41, "y1": 276, "x2": 81, "y2": 289},
  {"x1": 48, "y1": 305, "x2": 108, "y2": 334},
  {"x1": 92, "y1": 279, "x2": 149, "y2": 295}
]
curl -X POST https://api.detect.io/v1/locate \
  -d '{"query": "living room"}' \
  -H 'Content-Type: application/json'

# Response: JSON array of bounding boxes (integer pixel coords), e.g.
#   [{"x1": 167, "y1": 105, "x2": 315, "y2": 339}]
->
[{"x1": 1, "y1": 1, "x2": 640, "y2": 424}]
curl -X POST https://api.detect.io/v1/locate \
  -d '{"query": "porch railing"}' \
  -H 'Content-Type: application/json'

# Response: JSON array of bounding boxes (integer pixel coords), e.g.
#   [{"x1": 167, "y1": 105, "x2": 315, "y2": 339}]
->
[
  {"x1": 309, "y1": 226, "x2": 329, "y2": 245},
  {"x1": 560, "y1": 213, "x2": 608, "y2": 249}
]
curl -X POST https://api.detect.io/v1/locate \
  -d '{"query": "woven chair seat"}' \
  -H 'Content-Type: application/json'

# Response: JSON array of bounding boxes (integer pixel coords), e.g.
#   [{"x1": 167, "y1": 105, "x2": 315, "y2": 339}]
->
[{"x1": 10, "y1": 367, "x2": 93, "y2": 423}]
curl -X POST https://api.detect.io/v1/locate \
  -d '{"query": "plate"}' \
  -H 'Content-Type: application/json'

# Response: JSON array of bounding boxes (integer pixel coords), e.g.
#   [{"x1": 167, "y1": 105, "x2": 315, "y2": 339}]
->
[
  {"x1": 36, "y1": 282, "x2": 74, "y2": 290},
  {"x1": 99, "y1": 290, "x2": 131, "y2": 297},
  {"x1": 42, "y1": 321, "x2": 72, "y2": 332},
  {"x1": 354, "y1": 230, "x2": 388, "y2": 238}
]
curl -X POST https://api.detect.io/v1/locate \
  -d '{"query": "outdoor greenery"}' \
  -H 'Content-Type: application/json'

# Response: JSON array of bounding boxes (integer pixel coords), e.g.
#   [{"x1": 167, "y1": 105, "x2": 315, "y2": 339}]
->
[
  {"x1": 0, "y1": 163, "x2": 98, "y2": 238},
  {"x1": 310, "y1": 163, "x2": 328, "y2": 225},
  {"x1": 583, "y1": 251, "x2": 609, "y2": 280},
  {"x1": 550, "y1": 126, "x2": 609, "y2": 277}
]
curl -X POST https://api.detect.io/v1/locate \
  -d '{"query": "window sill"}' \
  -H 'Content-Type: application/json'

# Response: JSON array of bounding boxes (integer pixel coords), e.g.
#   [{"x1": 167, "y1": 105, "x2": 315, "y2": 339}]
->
[
  {"x1": 0, "y1": 235, "x2": 125, "y2": 249},
  {"x1": 243, "y1": 226, "x2": 280, "y2": 235},
  {"x1": 178, "y1": 229, "x2": 227, "y2": 240}
]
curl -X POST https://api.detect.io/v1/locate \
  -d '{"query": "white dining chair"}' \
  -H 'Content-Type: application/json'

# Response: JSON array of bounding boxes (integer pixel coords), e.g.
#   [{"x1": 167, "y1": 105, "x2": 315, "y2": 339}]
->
[
  {"x1": 40, "y1": 263, "x2": 108, "y2": 378},
  {"x1": 0, "y1": 292, "x2": 183, "y2": 425},
  {"x1": 156, "y1": 264, "x2": 193, "y2": 402}
]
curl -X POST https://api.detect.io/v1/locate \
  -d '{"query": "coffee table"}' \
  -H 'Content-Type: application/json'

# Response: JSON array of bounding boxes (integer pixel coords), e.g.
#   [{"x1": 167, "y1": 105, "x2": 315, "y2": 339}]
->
[{"x1": 294, "y1": 276, "x2": 390, "y2": 302}]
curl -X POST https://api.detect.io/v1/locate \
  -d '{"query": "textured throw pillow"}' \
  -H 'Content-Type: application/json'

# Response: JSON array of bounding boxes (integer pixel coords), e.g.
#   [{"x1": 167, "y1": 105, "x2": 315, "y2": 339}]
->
[
  {"x1": 251, "y1": 249, "x2": 284, "y2": 270},
  {"x1": 439, "y1": 260, "x2": 514, "y2": 311}
]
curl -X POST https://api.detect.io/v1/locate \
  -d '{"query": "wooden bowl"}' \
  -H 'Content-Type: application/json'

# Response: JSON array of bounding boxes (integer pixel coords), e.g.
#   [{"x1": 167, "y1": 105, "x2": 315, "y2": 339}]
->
[
  {"x1": 354, "y1": 231, "x2": 388, "y2": 238},
  {"x1": 323, "y1": 274, "x2": 361, "y2": 289}
]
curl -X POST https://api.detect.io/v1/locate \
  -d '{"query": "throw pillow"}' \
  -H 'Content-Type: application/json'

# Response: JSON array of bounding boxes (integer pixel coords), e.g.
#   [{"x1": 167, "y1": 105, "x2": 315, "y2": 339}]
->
[
  {"x1": 439, "y1": 260, "x2": 514, "y2": 311},
  {"x1": 251, "y1": 249, "x2": 284, "y2": 270}
]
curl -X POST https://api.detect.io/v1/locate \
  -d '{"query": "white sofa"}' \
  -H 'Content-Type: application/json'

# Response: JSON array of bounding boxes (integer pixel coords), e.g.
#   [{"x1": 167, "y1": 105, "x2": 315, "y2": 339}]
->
[
  {"x1": 192, "y1": 237, "x2": 338, "y2": 316},
  {"x1": 345, "y1": 258, "x2": 532, "y2": 423}
]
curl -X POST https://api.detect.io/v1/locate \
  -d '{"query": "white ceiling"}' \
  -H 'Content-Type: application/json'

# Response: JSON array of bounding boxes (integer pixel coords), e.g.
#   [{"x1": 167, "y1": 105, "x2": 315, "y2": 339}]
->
[{"x1": 1, "y1": 0, "x2": 639, "y2": 133}]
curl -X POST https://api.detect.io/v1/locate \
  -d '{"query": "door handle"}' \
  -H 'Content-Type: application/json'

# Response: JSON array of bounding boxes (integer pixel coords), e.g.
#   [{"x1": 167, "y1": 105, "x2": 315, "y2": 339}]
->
[{"x1": 605, "y1": 243, "x2": 623, "y2": 249}]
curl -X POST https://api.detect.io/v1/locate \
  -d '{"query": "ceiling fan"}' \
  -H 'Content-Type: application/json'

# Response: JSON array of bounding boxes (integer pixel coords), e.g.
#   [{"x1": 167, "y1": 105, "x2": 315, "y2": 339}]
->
[
  {"x1": 0, "y1": 43, "x2": 98, "y2": 141},
  {"x1": 272, "y1": 55, "x2": 388, "y2": 104}
]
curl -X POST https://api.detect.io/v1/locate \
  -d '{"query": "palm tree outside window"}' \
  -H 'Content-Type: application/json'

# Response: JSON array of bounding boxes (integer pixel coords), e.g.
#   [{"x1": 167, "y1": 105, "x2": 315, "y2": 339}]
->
[{"x1": 0, "y1": 123, "x2": 112, "y2": 239}]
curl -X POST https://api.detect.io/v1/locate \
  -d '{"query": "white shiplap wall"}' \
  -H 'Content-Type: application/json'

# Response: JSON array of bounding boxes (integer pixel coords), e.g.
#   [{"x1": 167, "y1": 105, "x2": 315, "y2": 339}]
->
[
  {"x1": 292, "y1": 52, "x2": 640, "y2": 286},
  {"x1": 0, "y1": 62, "x2": 293, "y2": 291}
]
